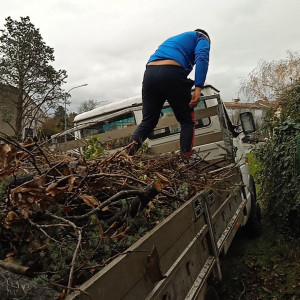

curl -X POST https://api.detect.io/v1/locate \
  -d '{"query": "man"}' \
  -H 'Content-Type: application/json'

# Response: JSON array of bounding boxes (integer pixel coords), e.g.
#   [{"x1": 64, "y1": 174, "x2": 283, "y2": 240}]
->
[{"x1": 129, "y1": 29, "x2": 211, "y2": 157}]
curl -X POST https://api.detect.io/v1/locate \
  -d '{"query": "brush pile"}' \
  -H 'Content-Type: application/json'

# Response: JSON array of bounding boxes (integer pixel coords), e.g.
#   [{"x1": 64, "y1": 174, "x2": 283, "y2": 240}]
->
[{"x1": 0, "y1": 139, "x2": 236, "y2": 297}]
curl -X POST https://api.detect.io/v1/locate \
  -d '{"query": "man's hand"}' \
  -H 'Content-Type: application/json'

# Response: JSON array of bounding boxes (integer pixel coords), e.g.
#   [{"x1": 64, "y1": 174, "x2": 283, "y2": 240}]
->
[{"x1": 189, "y1": 87, "x2": 202, "y2": 108}]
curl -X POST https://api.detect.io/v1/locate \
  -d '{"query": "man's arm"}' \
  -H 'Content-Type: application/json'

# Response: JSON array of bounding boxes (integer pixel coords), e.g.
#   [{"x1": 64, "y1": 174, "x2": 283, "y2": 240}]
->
[
  {"x1": 190, "y1": 38, "x2": 210, "y2": 108},
  {"x1": 194, "y1": 38, "x2": 210, "y2": 87}
]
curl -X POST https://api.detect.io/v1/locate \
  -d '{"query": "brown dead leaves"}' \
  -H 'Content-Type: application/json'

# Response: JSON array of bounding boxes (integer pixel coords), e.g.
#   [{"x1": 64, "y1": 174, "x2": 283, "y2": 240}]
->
[
  {"x1": 1, "y1": 141, "x2": 236, "y2": 226},
  {"x1": 9, "y1": 176, "x2": 57, "y2": 219},
  {"x1": 98, "y1": 221, "x2": 130, "y2": 241},
  {"x1": 0, "y1": 140, "x2": 239, "y2": 294},
  {"x1": 0, "y1": 143, "x2": 24, "y2": 178},
  {"x1": 80, "y1": 194, "x2": 100, "y2": 208},
  {"x1": 155, "y1": 172, "x2": 171, "y2": 186},
  {"x1": 1, "y1": 138, "x2": 238, "y2": 225}
]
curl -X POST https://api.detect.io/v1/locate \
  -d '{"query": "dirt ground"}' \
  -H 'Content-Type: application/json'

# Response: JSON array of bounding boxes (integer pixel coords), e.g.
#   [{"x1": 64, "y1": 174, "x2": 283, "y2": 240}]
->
[{"x1": 217, "y1": 220, "x2": 300, "y2": 300}]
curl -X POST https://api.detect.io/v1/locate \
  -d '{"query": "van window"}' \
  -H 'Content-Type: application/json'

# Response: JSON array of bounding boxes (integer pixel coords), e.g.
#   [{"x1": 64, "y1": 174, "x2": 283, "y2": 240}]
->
[
  {"x1": 81, "y1": 112, "x2": 135, "y2": 138},
  {"x1": 149, "y1": 100, "x2": 210, "y2": 139}
]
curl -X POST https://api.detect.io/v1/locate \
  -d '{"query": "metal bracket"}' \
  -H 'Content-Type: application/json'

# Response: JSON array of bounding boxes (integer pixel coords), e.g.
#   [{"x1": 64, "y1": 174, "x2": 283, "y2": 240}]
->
[
  {"x1": 206, "y1": 190, "x2": 215, "y2": 206},
  {"x1": 203, "y1": 194, "x2": 222, "y2": 281},
  {"x1": 192, "y1": 195, "x2": 204, "y2": 221},
  {"x1": 192, "y1": 191, "x2": 215, "y2": 222}
]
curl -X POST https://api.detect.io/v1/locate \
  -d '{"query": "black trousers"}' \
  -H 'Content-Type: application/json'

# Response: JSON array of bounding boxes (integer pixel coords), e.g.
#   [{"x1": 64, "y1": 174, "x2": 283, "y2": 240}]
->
[{"x1": 130, "y1": 65, "x2": 195, "y2": 155}]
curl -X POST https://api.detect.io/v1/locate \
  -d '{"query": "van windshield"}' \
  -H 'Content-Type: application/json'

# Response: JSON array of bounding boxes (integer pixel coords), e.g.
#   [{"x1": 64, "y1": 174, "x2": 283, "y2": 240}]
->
[
  {"x1": 149, "y1": 100, "x2": 210, "y2": 139},
  {"x1": 81, "y1": 112, "x2": 136, "y2": 138}
]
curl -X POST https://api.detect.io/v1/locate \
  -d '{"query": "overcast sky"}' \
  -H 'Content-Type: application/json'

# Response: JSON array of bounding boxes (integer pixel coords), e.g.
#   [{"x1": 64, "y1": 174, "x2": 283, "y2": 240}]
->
[{"x1": 1, "y1": 0, "x2": 299, "y2": 113}]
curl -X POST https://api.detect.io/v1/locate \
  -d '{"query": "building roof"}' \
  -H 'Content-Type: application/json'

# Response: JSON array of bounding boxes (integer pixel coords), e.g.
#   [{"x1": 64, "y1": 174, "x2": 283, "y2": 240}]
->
[{"x1": 224, "y1": 99, "x2": 278, "y2": 109}]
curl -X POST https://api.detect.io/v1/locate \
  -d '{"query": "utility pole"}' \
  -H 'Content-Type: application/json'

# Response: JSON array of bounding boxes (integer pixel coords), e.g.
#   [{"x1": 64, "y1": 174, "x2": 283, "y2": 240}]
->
[{"x1": 64, "y1": 83, "x2": 88, "y2": 141}]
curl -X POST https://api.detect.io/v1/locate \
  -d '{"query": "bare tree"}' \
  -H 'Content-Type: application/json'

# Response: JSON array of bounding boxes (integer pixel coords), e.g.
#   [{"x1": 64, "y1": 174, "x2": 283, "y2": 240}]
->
[
  {"x1": 239, "y1": 51, "x2": 300, "y2": 102},
  {"x1": 78, "y1": 99, "x2": 99, "y2": 114}
]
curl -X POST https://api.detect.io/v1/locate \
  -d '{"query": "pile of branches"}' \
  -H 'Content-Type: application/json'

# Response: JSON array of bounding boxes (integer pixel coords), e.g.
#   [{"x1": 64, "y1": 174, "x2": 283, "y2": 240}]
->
[{"x1": 0, "y1": 139, "x2": 236, "y2": 297}]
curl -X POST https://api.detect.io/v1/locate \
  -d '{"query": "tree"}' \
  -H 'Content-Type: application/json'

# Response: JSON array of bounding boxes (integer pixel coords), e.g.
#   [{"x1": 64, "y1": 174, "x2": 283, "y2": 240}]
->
[
  {"x1": 40, "y1": 109, "x2": 77, "y2": 139},
  {"x1": 40, "y1": 117, "x2": 62, "y2": 139},
  {"x1": 239, "y1": 51, "x2": 300, "y2": 102},
  {"x1": 78, "y1": 99, "x2": 99, "y2": 114},
  {"x1": 68, "y1": 112, "x2": 77, "y2": 124},
  {"x1": 278, "y1": 78, "x2": 300, "y2": 121},
  {"x1": 0, "y1": 16, "x2": 68, "y2": 140},
  {"x1": 54, "y1": 105, "x2": 66, "y2": 121}
]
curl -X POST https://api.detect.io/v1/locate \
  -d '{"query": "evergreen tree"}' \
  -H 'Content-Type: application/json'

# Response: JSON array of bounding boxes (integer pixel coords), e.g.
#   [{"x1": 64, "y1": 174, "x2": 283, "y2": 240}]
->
[{"x1": 0, "y1": 16, "x2": 68, "y2": 139}]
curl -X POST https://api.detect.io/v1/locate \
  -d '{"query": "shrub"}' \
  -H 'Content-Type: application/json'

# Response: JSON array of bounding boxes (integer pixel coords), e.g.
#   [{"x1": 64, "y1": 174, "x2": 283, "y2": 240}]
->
[
  {"x1": 255, "y1": 113, "x2": 300, "y2": 237},
  {"x1": 83, "y1": 136, "x2": 105, "y2": 159}
]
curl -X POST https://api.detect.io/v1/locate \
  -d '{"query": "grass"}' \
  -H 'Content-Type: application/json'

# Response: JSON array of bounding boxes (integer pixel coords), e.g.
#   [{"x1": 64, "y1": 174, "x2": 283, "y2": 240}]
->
[
  {"x1": 218, "y1": 222, "x2": 300, "y2": 299},
  {"x1": 246, "y1": 151, "x2": 262, "y2": 194}
]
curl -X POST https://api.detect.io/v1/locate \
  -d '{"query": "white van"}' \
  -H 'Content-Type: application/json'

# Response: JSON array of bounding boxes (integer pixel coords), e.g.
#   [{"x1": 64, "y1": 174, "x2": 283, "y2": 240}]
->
[{"x1": 53, "y1": 85, "x2": 253, "y2": 163}]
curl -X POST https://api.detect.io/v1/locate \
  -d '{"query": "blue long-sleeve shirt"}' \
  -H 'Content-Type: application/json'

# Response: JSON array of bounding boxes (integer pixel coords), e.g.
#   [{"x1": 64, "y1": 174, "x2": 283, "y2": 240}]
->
[{"x1": 148, "y1": 31, "x2": 210, "y2": 87}]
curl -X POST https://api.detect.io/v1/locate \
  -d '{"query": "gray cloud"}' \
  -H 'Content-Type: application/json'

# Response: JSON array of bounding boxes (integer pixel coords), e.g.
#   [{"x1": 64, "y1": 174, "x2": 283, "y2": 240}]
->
[{"x1": 1, "y1": 0, "x2": 299, "y2": 112}]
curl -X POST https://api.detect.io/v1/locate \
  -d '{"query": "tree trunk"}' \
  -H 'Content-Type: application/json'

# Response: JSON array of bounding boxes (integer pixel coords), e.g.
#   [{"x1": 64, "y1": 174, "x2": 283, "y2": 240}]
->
[{"x1": 15, "y1": 90, "x2": 24, "y2": 140}]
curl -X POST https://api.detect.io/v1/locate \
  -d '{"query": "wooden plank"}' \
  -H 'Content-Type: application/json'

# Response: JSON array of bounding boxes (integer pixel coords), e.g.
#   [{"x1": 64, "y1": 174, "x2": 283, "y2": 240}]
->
[
  {"x1": 194, "y1": 105, "x2": 218, "y2": 120},
  {"x1": 93, "y1": 125, "x2": 138, "y2": 142},
  {"x1": 154, "y1": 105, "x2": 218, "y2": 129},
  {"x1": 149, "y1": 132, "x2": 224, "y2": 154},
  {"x1": 56, "y1": 139, "x2": 87, "y2": 151},
  {"x1": 56, "y1": 125, "x2": 138, "y2": 151}
]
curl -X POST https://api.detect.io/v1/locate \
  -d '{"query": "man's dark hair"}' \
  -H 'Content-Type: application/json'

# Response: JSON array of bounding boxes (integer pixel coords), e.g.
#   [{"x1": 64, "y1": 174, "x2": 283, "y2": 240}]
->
[{"x1": 194, "y1": 29, "x2": 210, "y2": 43}]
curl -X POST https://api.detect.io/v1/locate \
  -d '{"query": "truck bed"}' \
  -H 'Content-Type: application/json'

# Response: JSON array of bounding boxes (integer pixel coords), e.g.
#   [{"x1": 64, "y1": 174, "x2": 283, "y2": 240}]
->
[{"x1": 68, "y1": 168, "x2": 246, "y2": 300}]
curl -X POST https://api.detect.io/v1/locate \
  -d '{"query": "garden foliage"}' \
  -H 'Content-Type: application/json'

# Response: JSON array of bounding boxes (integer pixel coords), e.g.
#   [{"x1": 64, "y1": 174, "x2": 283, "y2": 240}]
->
[{"x1": 255, "y1": 79, "x2": 300, "y2": 237}]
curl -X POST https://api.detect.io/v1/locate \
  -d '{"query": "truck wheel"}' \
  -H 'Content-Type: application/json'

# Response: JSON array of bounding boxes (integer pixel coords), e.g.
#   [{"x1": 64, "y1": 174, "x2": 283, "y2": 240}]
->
[
  {"x1": 244, "y1": 176, "x2": 262, "y2": 237},
  {"x1": 205, "y1": 286, "x2": 220, "y2": 300}
]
